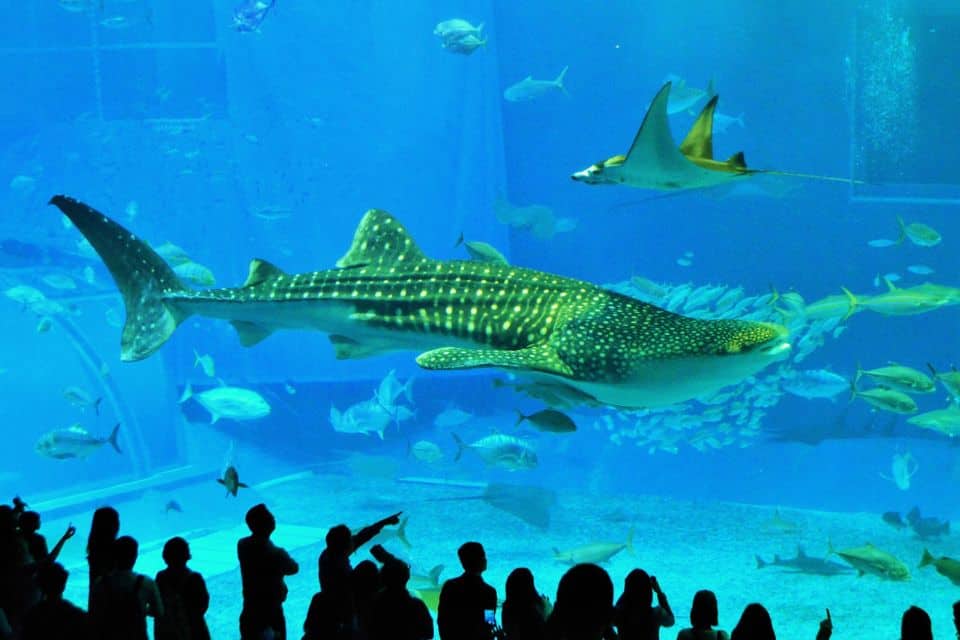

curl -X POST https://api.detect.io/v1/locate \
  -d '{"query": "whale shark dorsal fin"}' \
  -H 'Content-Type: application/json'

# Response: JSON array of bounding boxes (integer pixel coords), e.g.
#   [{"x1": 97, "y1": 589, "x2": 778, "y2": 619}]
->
[
  {"x1": 416, "y1": 343, "x2": 574, "y2": 377},
  {"x1": 336, "y1": 209, "x2": 428, "y2": 269},
  {"x1": 679, "y1": 94, "x2": 718, "y2": 160},
  {"x1": 243, "y1": 259, "x2": 286, "y2": 287}
]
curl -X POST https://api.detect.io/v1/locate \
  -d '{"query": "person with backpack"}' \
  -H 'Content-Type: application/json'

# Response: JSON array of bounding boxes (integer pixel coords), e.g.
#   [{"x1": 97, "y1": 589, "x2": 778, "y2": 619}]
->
[{"x1": 155, "y1": 537, "x2": 210, "y2": 640}]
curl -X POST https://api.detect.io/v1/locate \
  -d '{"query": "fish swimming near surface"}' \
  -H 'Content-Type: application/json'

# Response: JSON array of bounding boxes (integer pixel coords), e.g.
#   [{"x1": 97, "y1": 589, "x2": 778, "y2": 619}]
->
[
  {"x1": 218, "y1": 465, "x2": 248, "y2": 496},
  {"x1": 553, "y1": 528, "x2": 634, "y2": 564},
  {"x1": 35, "y1": 423, "x2": 121, "y2": 460},
  {"x1": 755, "y1": 545, "x2": 853, "y2": 576},
  {"x1": 164, "y1": 500, "x2": 183, "y2": 514},
  {"x1": 919, "y1": 548, "x2": 960, "y2": 585},
  {"x1": 504, "y1": 67, "x2": 569, "y2": 102},
  {"x1": 572, "y1": 83, "x2": 858, "y2": 193},
  {"x1": 179, "y1": 382, "x2": 271, "y2": 423},
  {"x1": 50, "y1": 196, "x2": 791, "y2": 409},
  {"x1": 233, "y1": 0, "x2": 274, "y2": 32},
  {"x1": 827, "y1": 541, "x2": 910, "y2": 580}
]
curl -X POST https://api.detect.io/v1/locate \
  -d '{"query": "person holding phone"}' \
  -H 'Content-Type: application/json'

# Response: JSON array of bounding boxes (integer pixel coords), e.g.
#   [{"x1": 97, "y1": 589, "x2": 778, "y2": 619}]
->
[{"x1": 614, "y1": 569, "x2": 674, "y2": 640}]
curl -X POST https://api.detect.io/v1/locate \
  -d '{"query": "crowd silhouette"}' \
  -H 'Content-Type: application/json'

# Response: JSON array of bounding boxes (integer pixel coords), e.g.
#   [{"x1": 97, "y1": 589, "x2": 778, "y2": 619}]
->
[{"x1": 0, "y1": 495, "x2": 956, "y2": 640}]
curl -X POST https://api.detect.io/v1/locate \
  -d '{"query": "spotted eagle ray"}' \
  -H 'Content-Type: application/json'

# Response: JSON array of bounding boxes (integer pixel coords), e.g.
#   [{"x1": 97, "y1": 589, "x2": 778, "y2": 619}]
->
[
  {"x1": 50, "y1": 195, "x2": 790, "y2": 409},
  {"x1": 571, "y1": 82, "x2": 857, "y2": 191}
]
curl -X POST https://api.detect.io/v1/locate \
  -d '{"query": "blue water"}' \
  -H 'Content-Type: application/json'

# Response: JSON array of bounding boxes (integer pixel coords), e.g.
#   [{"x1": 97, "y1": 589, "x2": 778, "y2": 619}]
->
[{"x1": 2, "y1": 0, "x2": 960, "y2": 637}]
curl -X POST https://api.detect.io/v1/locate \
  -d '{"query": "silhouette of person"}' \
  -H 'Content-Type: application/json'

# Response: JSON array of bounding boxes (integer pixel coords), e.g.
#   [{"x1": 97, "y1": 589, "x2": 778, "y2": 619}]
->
[
  {"x1": 353, "y1": 558, "x2": 382, "y2": 640},
  {"x1": 544, "y1": 563, "x2": 614, "y2": 640},
  {"x1": 19, "y1": 511, "x2": 75, "y2": 564},
  {"x1": 90, "y1": 535, "x2": 163, "y2": 640},
  {"x1": 155, "y1": 537, "x2": 210, "y2": 640},
  {"x1": 317, "y1": 512, "x2": 401, "y2": 638},
  {"x1": 730, "y1": 604, "x2": 774, "y2": 640},
  {"x1": 0, "y1": 504, "x2": 31, "y2": 632},
  {"x1": 21, "y1": 562, "x2": 90, "y2": 640},
  {"x1": 368, "y1": 558, "x2": 434, "y2": 640},
  {"x1": 438, "y1": 541, "x2": 498, "y2": 640},
  {"x1": 816, "y1": 609, "x2": 831, "y2": 640},
  {"x1": 86, "y1": 507, "x2": 120, "y2": 610},
  {"x1": 953, "y1": 601, "x2": 960, "y2": 639},
  {"x1": 502, "y1": 567, "x2": 550, "y2": 640},
  {"x1": 901, "y1": 606, "x2": 932, "y2": 640},
  {"x1": 614, "y1": 569, "x2": 674, "y2": 640},
  {"x1": 238, "y1": 503, "x2": 299, "y2": 640},
  {"x1": 676, "y1": 590, "x2": 727, "y2": 640}
]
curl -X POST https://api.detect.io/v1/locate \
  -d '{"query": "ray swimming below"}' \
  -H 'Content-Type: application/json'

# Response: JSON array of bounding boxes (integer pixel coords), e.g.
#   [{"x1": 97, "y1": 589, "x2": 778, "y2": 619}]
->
[{"x1": 49, "y1": 195, "x2": 790, "y2": 409}]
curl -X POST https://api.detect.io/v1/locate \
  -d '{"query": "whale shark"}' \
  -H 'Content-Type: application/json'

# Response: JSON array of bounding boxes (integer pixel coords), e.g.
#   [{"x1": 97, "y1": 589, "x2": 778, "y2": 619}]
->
[
  {"x1": 50, "y1": 195, "x2": 790, "y2": 409},
  {"x1": 571, "y1": 82, "x2": 857, "y2": 192}
]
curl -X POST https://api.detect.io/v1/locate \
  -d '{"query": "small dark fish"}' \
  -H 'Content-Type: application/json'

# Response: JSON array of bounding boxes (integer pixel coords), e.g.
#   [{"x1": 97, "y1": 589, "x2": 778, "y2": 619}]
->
[
  {"x1": 217, "y1": 465, "x2": 249, "y2": 497},
  {"x1": 233, "y1": 0, "x2": 274, "y2": 32},
  {"x1": 882, "y1": 511, "x2": 907, "y2": 530},
  {"x1": 907, "y1": 506, "x2": 950, "y2": 540},
  {"x1": 515, "y1": 408, "x2": 576, "y2": 433},
  {"x1": 164, "y1": 500, "x2": 183, "y2": 514}
]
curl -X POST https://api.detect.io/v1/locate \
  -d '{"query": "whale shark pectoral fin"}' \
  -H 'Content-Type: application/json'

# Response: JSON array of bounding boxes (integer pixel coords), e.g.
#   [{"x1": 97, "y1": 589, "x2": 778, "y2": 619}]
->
[
  {"x1": 231, "y1": 321, "x2": 274, "y2": 347},
  {"x1": 328, "y1": 334, "x2": 393, "y2": 360},
  {"x1": 679, "y1": 94, "x2": 718, "y2": 160},
  {"x1": 336, "y1": 209, "x2": 429, "y2": 268},
  {"x1": 416, "y1": 343, "x2": 574, "y2": 377},
  {"x1": 243, "y1": 259, "x2": 287, "y2": 287}
]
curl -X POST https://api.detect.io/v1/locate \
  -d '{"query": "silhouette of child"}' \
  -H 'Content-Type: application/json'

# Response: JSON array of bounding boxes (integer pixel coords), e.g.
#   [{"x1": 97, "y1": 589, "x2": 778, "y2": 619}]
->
[{"x1": 676, "y1": 590, "x2": 727, "y2": 640}]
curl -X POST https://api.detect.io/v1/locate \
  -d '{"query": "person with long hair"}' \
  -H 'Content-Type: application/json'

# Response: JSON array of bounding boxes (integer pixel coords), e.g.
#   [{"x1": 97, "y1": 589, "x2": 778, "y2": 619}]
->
[
  {"x1": 502, "y1": 567, "x2": 550, "y2": 640},
  {"x1": 614, "y1": 569, "x2": 674, "y2": 640},
  {"x1": 85, "y1": 507, "x2": 119, "y2": 611}
]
